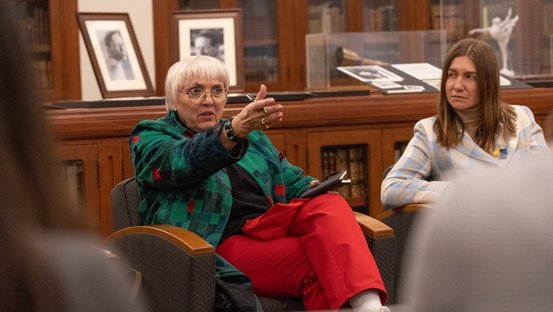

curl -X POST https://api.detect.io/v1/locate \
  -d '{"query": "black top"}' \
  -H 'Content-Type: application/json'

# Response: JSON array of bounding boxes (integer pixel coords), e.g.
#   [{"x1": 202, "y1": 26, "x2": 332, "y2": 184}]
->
[{"x1": 220, "y1": 164, "x2": 271, "y2": 242}]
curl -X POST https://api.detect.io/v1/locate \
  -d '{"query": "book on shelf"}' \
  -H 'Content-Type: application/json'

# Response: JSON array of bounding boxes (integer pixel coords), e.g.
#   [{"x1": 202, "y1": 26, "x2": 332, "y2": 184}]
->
[
  {"x1": 321, "y1": 150, "x2": 330, "y2": 179},
  {"x1": 320, "y1": 146, "x2": 366, "y2": 199},
  {"x1": 364, "y1": 5, "x2": 396, "y2": 31},
  {"x1": 326, "y1": 150, "x2": 336, "y2": 179},
  {"x1": 430, "y1": 3, "x2": 465, "y2": 40},
  {"x1": 348, "y1": 147, "x2": 365, "y2": 198},
  {"x1": 33, "y1": 59, "x2": 53, "y2": 89},
  {"x1": 334, "y1": 148, "x2": 351, "y2": 197},
  {"x1": 307, "y1": 2, "x2": 343, "y2": 33},
  {"x1": 65, "y1": 161, "x2": 83, "y2": 211}
]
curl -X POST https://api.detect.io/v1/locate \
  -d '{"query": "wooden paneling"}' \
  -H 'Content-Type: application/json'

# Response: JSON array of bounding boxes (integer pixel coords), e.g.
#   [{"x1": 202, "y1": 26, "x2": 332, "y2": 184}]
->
[
  {"x1": 56, "y1": 143, "x2": 101, "y2": 231},
  {"x1": 381, "y1": 126, "x2": 415, "y2": 168},
  {"x1": 152, "y1": 0, "x2": 180, "y2": 97}
]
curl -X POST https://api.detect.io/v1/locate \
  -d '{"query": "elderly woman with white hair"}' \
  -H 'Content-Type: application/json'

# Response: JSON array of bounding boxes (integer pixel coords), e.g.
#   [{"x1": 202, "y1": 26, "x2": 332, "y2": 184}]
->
[{"x1": 129, "y1": 55, "x2": 389, "y2": 311}]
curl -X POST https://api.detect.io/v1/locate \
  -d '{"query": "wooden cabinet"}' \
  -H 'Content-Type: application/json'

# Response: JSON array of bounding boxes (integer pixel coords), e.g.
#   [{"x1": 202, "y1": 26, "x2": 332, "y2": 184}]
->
[
  {"x1": 306, "y1": 128, "x2": 382, "y2": 216},
  {"x1": 56, "y1": 138, "x2": 132, "y2": 236},
  {"x1": 56, "y1": 143, "x2": 101, "y2": 231},
  {"x1": 266, "y1": 129, "x2": 308, "y2": 170},
  {"x1": 19, "y1": 0, "x2": 80, "y2": 102},
  {"x1": 51, "y1": 103, "x2": 144, "y2": 235},
  {"x1": 381, "y1": 126, "x2": 415, "y2": 169}
]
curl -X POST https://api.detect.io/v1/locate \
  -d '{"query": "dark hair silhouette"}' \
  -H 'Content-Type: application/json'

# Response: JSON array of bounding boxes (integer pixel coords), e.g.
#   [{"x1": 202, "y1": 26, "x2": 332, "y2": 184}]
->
[{"x1": 0, "y1": 1, "x2": 83, "y2": 310}]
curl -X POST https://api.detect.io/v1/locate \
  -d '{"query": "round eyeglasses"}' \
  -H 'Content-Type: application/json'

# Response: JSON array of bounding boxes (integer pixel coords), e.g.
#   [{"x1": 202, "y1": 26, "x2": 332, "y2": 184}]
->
[{"x1": 179, "y1": 87, "x2": 228, "y2": 104}]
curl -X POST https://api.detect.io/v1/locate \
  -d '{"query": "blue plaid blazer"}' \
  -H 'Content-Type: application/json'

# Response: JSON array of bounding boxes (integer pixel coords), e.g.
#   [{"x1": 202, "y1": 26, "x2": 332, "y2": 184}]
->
[{"x1": 381, "y1": 105, "x2": 548, "y2": 209}]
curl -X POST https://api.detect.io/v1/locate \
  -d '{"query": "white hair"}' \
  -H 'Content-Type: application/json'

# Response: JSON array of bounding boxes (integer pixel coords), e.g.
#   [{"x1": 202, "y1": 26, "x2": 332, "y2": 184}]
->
[{"x1": 164, "y1": 55, "x2": 230, "y2": 111}]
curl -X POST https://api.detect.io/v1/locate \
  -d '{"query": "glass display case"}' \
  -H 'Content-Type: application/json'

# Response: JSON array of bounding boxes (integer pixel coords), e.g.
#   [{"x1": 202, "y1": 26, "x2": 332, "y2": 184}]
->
[
  {"x1": 306, "y1": 30, "x2": 446, "y2": 90},
  {"x1": 308, "y1": 0, "x2": 346, "y2": 33},
  {"x1": 433, "y1": 0, "x2": 553, "y2": 82}
]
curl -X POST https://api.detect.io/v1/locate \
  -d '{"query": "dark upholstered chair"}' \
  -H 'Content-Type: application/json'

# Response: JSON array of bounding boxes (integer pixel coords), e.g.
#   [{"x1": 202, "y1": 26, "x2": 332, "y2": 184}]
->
[
  {"x1": 108, "y1": 177, "x2": 396, "y2": 311},
  {"x1": 378, "y1": 204, "x2": 429, "y2": 302},
  {"x1": 378, "y1": 166, "x2": 431, "y2": 302}
]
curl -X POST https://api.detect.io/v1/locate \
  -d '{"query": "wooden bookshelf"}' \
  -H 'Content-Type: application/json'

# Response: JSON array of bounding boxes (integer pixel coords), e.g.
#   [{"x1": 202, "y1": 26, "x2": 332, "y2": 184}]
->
[
  {"x1": 27, "y1": 0, "x2": 553, "y2": 99},
  {"x1": 17, "y1": 0, "x2": 80, "y2": 102}
]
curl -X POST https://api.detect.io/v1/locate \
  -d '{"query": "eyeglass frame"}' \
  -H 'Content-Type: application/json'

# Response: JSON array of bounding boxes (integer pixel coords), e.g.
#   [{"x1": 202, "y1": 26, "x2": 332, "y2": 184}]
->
[{"x1": 177, "y1": 87, "x2": 229, "y2": 104}]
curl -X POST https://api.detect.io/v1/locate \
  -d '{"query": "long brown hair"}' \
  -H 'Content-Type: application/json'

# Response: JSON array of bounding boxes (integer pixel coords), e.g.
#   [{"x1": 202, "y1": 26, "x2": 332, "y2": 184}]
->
[
  {"x1": 0, "y1": 1, "x2": 82, "y2": 310},
  {"x1": 434, "y1": 38, "x2": 516, "y2": 152}
]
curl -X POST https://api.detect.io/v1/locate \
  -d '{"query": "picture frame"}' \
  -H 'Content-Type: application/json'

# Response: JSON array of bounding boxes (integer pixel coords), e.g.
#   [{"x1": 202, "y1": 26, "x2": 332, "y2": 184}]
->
[
  {"x1": 77, "y1": 13, "x2": 155, "y2": 98},
  {"x1": 172, "y1": 9, "x2": 245, "y2": 92}
]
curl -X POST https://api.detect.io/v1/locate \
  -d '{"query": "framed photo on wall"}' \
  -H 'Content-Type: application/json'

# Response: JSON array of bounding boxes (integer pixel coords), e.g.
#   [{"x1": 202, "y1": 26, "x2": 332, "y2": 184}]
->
[
  {"x1": 77, "y1": 13, "x2": 155, "y2": 98},
  {"x1": 172, "y1": 9, "x2": 245, "y2": 92}
]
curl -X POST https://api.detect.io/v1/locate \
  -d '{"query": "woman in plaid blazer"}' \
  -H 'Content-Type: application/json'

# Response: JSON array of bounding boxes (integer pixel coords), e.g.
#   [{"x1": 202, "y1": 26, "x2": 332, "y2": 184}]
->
[{"x1": 381, "y1": 38, "x2": 548, "y2": 210}]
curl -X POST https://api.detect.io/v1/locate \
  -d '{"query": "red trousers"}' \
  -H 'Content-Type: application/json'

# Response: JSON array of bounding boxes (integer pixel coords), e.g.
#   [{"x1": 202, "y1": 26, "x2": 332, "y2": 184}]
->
[{"x1": 215, "y1": 193, "x2": 387, "y2": 310}]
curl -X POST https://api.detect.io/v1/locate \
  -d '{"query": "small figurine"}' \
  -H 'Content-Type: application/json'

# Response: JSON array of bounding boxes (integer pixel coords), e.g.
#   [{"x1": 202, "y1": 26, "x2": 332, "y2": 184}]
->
[{"x1": 469, "y1": 7, "x2": 519, "y2": 76}]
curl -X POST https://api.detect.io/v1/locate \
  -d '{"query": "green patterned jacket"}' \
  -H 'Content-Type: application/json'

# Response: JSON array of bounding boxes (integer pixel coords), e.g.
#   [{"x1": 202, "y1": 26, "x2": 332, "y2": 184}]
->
[{"x1": 130, "y1": 110, "x2": 315, "y2": 248}]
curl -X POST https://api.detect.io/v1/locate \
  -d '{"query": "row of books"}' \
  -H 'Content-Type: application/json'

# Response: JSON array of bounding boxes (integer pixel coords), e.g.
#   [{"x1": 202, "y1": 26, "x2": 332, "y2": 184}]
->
[
  {"x1": 319, "y1": 142, "x2": 410, "y2": 201},
  {"x1": 544, "y1": 3, "x2": 553, "y2": 35},
  {"x1": 308, "y1": 2, "x2": 344, "y2": 33},
  {"x1": 17, "y1": 2, "x2": 51, "y2": 46},
  {"x1": 31, "y1": 59, "x2": 53, "y2": 89},
  {"x1": 430, "y1": 3, "x2": 465, "y2": 41},
  {"x1": 321, "y1": 146, "x2": 366, "y2": 199},
  {"x1": 363, "y1": 5, "x2": 396, "y2": 32},
  {"x1": 65, "y1": 160, "x2": 83, "y2": 211},
  {"x1": 19, "y1": 1, "x2": 53, "y2": 90},
  {"x1": 243, "y1": 55, "x2": 279, "y2": 83}
]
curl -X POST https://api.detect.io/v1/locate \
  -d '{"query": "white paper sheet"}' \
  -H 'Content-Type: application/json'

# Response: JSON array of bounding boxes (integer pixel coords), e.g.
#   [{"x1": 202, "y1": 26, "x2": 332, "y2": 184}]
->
[{"x1": 391, "y1": 63, "x2": 442, "y2": 80}]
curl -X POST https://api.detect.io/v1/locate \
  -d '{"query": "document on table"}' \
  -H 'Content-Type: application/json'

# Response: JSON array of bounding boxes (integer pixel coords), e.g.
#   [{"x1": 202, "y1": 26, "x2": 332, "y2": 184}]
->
[{"x1": 391, "y1": 63, "x2": 442, "y2": 80}]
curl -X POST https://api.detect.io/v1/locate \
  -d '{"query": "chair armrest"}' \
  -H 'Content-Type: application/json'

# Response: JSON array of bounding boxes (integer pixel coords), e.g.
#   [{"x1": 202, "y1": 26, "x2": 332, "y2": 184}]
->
[
  {"x1": 377, "y1": 203, "x2": 431, "y2": 221},
  {"x1": 108, "y1": 224, "x2": 214, "y2": 255},
  {"x1": 354, "y1": 211, "x2": 396, "y2": 304},
  {"x1": 107, "y1": 225, "x2": 216, "y2": 312},
  {"x1": 354, "y1": 211, "x2": 394, "y2": 238}
]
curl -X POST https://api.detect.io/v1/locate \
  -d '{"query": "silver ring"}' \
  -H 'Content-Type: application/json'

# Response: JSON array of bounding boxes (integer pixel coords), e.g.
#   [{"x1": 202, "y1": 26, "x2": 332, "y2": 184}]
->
[{"x1": 261, "y1": 117, "x2": 270, "y2": 129}]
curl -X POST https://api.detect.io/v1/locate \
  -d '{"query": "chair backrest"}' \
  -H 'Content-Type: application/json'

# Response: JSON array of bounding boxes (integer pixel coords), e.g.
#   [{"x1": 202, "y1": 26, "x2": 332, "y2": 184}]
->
[
  {"x1": 110, "y1": 177, "x2": 218, "y2": 312},
  {"x1": 112, "y1": 177, "x2": 140, "y2": 231}
]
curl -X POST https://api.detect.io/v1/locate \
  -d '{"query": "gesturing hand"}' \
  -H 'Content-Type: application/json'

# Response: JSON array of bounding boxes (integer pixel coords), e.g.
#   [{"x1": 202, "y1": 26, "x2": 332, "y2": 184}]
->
[{"x1": 232, "y1": 84, "x2": 283, "y2": 138}]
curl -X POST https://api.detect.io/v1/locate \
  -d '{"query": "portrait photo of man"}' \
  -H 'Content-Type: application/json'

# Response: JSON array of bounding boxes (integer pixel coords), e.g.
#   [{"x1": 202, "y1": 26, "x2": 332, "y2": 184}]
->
[
  {"x1": 102, "y1": 30, "x2": 135, "y2": 81},
  {"x1": 190, "y1": 28, "x2": 225, "y2": 62}
]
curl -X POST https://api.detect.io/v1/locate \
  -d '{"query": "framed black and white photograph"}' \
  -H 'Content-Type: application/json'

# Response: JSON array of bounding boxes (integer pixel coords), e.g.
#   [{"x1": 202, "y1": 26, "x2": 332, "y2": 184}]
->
[
  {"x1": 77, "y1": 13, "x2": 154, "y2": 98},
  {"x1": 172, "y1": 9, "x2": 244, "y2": 92}
]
